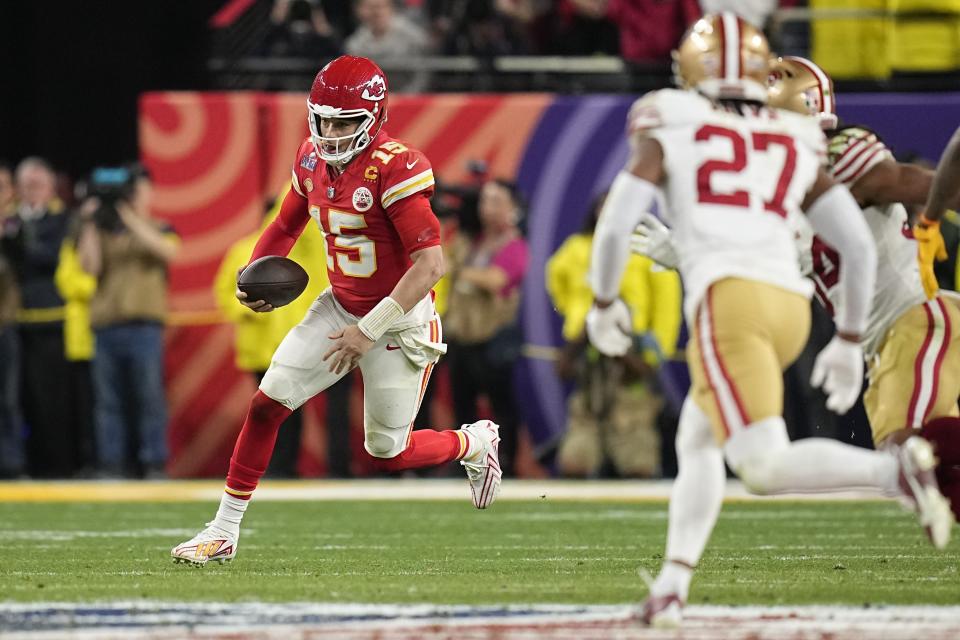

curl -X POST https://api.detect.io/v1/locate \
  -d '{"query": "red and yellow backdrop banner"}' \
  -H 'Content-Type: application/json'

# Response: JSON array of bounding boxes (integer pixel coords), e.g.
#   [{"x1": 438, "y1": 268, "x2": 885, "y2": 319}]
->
[{"x1": 140, "y1": 92, "x2": 551, "y2": 477}]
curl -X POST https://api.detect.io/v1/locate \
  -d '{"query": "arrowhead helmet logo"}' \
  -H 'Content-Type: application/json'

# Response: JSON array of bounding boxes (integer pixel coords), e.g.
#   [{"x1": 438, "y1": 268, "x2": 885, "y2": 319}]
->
[{"x1": 361, "y1": 75, "x2": 387, "y2": 102}]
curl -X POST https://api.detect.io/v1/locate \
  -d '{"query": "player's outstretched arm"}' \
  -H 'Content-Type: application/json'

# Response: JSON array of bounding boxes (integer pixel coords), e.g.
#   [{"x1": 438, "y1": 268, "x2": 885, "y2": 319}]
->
[
  {"x1": 803, "y1": 170, "x2": 878, "y2": 413},
  {"x1": 924, "y1": 125, "x2": 960, "y2": 224},
  {"x1": 849, "y1": 158, "x2": 934, "y2": 209},
  {"x1": 587, "y1": 135, "x2": 664, "y2": 357}
]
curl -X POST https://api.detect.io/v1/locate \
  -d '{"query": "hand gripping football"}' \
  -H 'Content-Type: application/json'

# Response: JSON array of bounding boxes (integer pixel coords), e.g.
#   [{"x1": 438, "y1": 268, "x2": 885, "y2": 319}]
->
[{"x1": 237, "y1": 256, "x2": 309, "y2": 308}]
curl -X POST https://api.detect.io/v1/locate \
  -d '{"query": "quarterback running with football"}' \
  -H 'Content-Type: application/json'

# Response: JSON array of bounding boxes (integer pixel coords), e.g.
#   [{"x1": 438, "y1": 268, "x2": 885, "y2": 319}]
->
[
  {"x1": 172, "y1": 56, "x2": 502, "y2": 566},
  {"x1": 587, "y1": 13, "x2": 952, "y2": 628}
]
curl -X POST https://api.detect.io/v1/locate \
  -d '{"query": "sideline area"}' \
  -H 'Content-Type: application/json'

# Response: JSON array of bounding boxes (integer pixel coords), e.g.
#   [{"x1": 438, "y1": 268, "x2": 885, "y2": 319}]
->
[{"x1": 0, "y1": 479, "x2": 884, "y2": 503}]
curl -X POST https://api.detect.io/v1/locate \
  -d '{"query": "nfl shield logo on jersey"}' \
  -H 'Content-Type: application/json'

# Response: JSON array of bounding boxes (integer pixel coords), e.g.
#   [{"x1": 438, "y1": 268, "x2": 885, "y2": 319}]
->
[{"x1": 353, "y1": 187, "x2": 373, "y2": 212}]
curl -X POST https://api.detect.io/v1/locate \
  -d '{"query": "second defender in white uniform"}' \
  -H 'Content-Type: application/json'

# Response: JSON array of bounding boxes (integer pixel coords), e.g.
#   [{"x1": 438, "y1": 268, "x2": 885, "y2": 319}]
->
[{"x1": 585, "y1": 12, "x2": 952, "y2": 629}]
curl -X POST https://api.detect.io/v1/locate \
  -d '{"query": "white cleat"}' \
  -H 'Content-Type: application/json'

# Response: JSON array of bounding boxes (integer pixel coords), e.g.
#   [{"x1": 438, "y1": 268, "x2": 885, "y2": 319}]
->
[
  {"x1": 171, "y1": 523, "x2": 238, "y2": 566},
  {"x1": 639, "y1": 593, "x2": 684, "y2": 629},
  {"x1": 897, "y1": 436, "x2": 954, "y2": 550},
  {"x1": 459, "y1": 420, "x2": 502, "y2": 509}
]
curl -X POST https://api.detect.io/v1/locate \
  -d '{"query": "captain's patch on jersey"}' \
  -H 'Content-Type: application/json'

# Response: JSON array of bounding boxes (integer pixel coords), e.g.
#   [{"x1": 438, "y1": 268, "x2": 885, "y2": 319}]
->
[
  {"x1": 353, "y1": 186, "x2": 373, "y2": 212},
  {"x1": 300, "y1": 153, "x2": 318, "y2": 171}
]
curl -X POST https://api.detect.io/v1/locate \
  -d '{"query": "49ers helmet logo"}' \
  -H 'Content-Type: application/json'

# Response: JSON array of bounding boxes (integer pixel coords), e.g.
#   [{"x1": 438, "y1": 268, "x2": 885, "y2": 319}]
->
[{"x1": 361, "y1": 75, "x2": 387, "y2": 102}]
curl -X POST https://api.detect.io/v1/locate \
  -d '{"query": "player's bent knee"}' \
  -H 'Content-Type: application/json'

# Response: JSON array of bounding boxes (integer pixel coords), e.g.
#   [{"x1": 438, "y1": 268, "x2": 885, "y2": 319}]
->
[
  {"x1": 364, "y1": 422, "x2": 408, "y2": 459},
  {"x1": 734, "y1": 455, "x2": 780, "y2": 495},
  {"x1": 247, "y1": 389, "x2": 292, "y2": 423},
  {"x1": 259, "y1": 369, "x2": 305, "y2": 411}
]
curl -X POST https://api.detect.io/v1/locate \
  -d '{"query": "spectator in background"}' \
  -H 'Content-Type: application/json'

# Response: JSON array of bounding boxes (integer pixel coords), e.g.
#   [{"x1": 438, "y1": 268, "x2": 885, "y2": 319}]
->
[
  {"x1": 547, "y1": 193, "x2": 681, "y2": 477},
  {"x1": 261, "y1": 0, "x2": 343, "y2": 61},
  {"x1": 568, "y1": 0, "x2": 700, "y2": 64},
  {"x1": 1, "y1": 157, "x2": 76, "y2": 477},
  {"x1": 0, "y1": 161, "x2": 24, "y2": 478},
  {"x1": 77, "y1": 165, "x2": 178, "y2": 478},
  {"x1": 214, "y1": 190, "x2": 355, "y2": 478},
  {"x1": 443, "y1": 179, "x2": 528, "y2": 476},
  {"x1": 347, "y1": 0, "x2": 432, "y2": 91},
  {"x1": 428, "y1": 0, "x2": 534, "y2": 55},
  {"x1": 54, "y1": 205, "x2": 99, "y2": 476},
  {"x1": 553, "y1": 0, "x2": 619, "y2": 56}
]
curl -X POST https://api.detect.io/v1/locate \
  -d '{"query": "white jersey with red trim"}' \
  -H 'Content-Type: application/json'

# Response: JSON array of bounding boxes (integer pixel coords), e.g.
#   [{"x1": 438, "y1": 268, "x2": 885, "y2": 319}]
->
[
  {"x1": 798, "y1": 127, "x2": 927, "y2": 357},
  {"x1": 629, "y1": 89, "x2": 821, "y2": 322}
]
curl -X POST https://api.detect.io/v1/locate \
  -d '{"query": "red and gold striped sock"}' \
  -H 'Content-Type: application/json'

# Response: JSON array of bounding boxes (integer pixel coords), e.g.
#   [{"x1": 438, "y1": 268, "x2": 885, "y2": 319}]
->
[{"x1": 211, "y1": 390, "x2": 292, "y2": 534}]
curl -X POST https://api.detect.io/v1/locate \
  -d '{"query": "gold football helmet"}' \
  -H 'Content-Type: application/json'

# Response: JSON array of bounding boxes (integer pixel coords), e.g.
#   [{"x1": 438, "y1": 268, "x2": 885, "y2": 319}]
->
[
  {"x1": 673, "y1": 12, "x2": 770, "y2": 103},
  {"x1": 768, "y1": 55, "x2": 838, "y2": 130}
]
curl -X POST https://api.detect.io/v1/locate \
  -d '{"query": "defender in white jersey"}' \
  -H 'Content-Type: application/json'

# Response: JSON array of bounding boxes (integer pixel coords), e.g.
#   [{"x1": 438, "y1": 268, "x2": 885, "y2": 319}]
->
[
  {"x1": 587, "y1": 13, "x2": 952, "y2": 629},
  {"x1": 769, "y1": 56, "x2": 960, "y2": 453}
]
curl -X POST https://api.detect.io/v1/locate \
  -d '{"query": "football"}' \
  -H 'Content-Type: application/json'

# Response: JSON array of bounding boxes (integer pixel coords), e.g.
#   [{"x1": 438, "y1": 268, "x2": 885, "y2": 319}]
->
[{"x1": 237, "y1": 255, "x2": 309, "y2": 308}]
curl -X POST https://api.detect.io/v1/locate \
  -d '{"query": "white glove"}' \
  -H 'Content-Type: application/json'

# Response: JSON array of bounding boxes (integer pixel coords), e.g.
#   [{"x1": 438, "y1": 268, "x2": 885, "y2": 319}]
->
[
  {"x1": 630, "y1": 212, "x2": 679, "y2": 270},
  {"x1": 586, "y1": 299, "x2": 633, "y2": 357},
  {"x1": 810, "y1": 336, "x2": 864, "y2": 414}
]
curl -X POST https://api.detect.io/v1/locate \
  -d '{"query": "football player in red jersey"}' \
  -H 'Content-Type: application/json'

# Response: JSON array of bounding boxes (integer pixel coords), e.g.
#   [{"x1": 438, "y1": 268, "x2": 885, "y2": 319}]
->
[{"x1": 172, "y1": 56, "x2": 502, "y2": 566}]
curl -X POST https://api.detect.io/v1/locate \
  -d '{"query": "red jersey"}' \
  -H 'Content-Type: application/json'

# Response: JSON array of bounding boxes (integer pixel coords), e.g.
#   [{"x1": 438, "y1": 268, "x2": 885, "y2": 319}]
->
[{"x1": 262, "y1": 131, "x2": 440, "y2": 316}]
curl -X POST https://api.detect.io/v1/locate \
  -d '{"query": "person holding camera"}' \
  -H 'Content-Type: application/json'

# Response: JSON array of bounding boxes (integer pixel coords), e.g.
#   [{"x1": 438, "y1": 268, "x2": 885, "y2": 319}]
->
[{"x1": 77, "y1": 165, "x2": 179, "y2": 478}]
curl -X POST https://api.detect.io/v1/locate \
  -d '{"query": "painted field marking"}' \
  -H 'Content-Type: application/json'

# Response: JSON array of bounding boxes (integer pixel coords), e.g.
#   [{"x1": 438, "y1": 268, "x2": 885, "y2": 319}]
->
[{"x1": 1, "y1": 602, "x2": 959, "y2": 640}]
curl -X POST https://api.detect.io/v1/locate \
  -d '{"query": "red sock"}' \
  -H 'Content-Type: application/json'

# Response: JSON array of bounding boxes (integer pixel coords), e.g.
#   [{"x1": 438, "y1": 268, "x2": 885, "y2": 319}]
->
[
  {"x1": 224, "y1": 390, "x2": 292, "y2": 499},
  {"x1": 370, "y1": 429, "x2": 467, "y2": 472},
  {"x1": 921, "y1": 417, "x2": 960, "y2": 466}
]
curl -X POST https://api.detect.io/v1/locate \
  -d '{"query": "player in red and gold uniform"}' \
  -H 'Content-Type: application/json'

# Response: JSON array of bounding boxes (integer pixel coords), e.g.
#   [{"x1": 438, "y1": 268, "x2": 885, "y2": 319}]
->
[{"x1": 172, "y1": 56, "x2": 502, "y2": 565}]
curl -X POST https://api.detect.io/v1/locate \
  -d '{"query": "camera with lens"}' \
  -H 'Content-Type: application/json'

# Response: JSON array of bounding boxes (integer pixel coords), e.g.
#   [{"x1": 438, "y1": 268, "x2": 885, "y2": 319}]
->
[{"x1": 86, "y1": 166, "x2": 138, "y2": 232}]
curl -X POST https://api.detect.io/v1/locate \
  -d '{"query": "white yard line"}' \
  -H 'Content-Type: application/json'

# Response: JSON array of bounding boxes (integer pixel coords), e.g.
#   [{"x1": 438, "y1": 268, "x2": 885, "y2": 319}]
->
[
  {"x1": 0, "y1": 479, "x2": 887, "y2": 503},
  {"x1": 1, "y1": 602, "x2": 959, "y2": 640}
]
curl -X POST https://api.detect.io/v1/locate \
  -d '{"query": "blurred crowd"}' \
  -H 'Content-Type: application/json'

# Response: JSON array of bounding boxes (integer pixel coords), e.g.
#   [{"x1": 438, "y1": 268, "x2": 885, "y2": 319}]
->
[
  {"x1": 258, "y1": 0, "x2": 801, "y2": 88},
  {"x1": 0, "y1": 159, "x2": 178, "y2": 480}
]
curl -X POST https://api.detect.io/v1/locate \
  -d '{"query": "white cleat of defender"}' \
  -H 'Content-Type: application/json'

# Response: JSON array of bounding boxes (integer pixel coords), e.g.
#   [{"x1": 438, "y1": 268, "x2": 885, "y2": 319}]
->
[
  {"x1": 171, "y1": 523, "x2": 238, "y2": 566},
  {"x1": 897, "y1": 436, "x2": 954, "y2": 550},
  {"x1": 639, "y1": 593, "x2": 684, "y2": 629},
  {"x1": 459, "y1": 420, "x2": 502, "y2": 509}
]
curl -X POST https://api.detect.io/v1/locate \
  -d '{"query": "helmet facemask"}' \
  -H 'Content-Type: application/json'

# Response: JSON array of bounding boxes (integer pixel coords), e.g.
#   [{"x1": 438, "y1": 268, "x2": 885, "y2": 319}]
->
[{"x1": 307, "y1": 102, "x2": 379, "y2": 168}]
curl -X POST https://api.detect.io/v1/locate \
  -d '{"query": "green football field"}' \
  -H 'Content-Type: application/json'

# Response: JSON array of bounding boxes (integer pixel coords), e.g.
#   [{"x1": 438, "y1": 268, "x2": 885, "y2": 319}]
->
[{"x1": 1, "y1": 499, "x2": 957, "y2": 606}]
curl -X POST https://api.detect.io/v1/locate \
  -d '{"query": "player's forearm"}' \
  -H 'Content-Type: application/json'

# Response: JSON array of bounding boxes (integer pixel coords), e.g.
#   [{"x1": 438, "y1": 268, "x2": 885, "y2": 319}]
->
[
  {"x1": 924, "y1": 127, "x2": 960, "y2": 222},
  {"x1": 806, "y1": 185, "x2": 878, "y2": 337},
  {"x1": 389, "y1": 247, "x2": 444, "y2": 312},
  {"x1": 250, "y1": 188, "x2": 310, "y2": 262},
  {"x1": 249, "y1": 221, "x2": 298, "y2": 262},
  {"x1": 356, "y1": 248, "x2": 443, "y2": 343},
  {"x1": 590, "y1": 172, "x2": 654, "y2": 304}
]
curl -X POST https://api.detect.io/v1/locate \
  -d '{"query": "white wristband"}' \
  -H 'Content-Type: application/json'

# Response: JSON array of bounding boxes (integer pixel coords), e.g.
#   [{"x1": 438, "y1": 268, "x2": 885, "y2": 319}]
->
[{"x1": 357, "y1": 297, "x2": 405, "y2": 342}]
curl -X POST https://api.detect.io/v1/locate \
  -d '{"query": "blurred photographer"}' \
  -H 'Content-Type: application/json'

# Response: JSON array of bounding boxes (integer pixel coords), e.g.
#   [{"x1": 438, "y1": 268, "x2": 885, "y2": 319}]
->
[{"x1": 77, "y1": 165, "x2": 179, "y2": 478}]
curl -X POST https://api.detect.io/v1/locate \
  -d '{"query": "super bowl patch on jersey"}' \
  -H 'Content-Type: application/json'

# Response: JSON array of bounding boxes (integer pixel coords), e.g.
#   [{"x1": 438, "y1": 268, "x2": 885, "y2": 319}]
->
[
  {"x1": 353, "y1": 186, "x2": 373, "y2": 212},
  {"x1": 300, "y1": 153, "x2": 318, "y2": 171}
]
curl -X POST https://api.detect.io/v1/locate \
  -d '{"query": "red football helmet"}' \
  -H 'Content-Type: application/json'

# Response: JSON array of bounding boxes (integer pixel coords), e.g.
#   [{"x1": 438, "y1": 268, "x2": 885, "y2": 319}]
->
[{"x1": 307, "y1": 55, "x2": 389, "y2": 167}]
